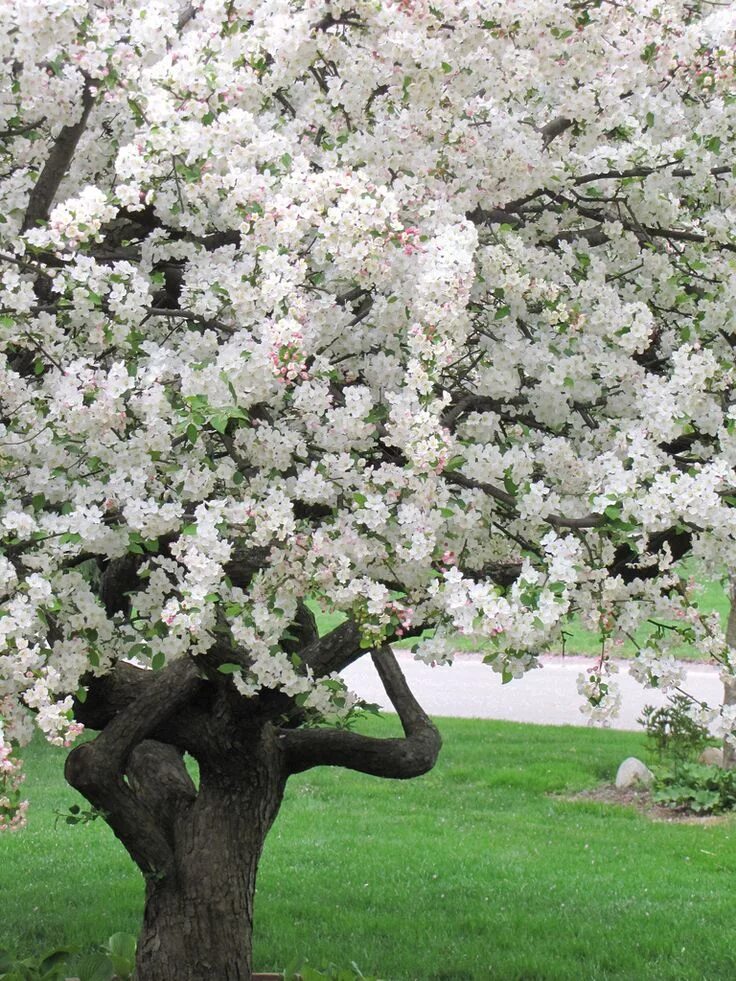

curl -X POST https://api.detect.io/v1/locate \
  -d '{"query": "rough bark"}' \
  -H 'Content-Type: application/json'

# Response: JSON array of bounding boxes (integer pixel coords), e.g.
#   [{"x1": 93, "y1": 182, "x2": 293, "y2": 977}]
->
[
  {"x1": 135, "y1": 732, "x2": 287, "y2": 981},
  {"x1": 66, "y1": 658, "x2": 203, "y2": 875},
  {"x1": 281, "y1": 647, "x2": 442, "y2": 778},
  {"x1": 66, "y1": 640, "x2": 440, "y2": 979},
  {"x1": 21, "y1": 82, "x2": 96, "y2": 232}
]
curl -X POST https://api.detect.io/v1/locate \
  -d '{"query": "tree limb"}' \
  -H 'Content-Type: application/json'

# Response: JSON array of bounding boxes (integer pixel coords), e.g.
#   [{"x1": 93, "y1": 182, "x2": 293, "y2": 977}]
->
[
  {"x1": 21, "y1": 82, "x2": 96, "y2": 233},
  {"x1": 443, "y1": 471, "x2": 603, "y2": 529},
  {"x1": 300, "y1": 618, "x2": 364, "y2": 676},
  {"x1": 540, "y1": 116, "x2": 574, "y2": 148},
  {"x1": 125, "y1": 739, "x2": 197, "y2": 831},
  {"x1": 177, "y1": 3, "x2": 199, "y2": 31},
  {"x1": 65, "y1": 657, "x2": 202, "y2": 875},
  {"x1": 280, "y1": 647, "x2": 441, "y2": 779}
]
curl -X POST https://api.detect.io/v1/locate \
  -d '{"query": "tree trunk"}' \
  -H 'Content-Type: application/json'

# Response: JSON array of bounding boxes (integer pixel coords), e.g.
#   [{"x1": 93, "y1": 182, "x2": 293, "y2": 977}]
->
[
  {"x1": 66, "y1": 650, "x2": 439, "y2": 980},
  {"x1": 135, "y1": 749, "x2": 286, "y2": 981}
]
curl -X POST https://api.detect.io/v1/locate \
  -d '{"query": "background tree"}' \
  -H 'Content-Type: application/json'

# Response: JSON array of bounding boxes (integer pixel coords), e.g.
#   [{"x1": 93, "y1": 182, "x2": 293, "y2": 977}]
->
[{"x1": 1, "y1": 1, "x2": 736, "y2": 977}]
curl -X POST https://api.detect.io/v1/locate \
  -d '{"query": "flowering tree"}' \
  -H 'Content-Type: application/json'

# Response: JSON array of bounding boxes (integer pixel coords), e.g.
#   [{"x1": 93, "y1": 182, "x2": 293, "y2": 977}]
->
[{"x1": 2, "y1": 0, "x2": 736, "y2": 976}]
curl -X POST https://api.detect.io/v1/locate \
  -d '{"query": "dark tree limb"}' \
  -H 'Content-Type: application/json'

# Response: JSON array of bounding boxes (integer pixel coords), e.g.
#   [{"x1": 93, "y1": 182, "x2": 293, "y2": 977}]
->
[
  {"x1": 21, "y1": 82, "x2": 96, "y2": 233},
  {"x1": 281, "y1": 599, "x2": 320, "y2": 657},
  {"x1": 126, "y1": 739, "x2": 197, "y2": 831},
  {"x1": 74, "y1": 660, "x2": 153, "y2": 729},
  {"x1": 280, "y1": 647, "x2": 441, "y2": 779},
  {"x1": 177, "y1": 3, "x2": 199, "y2": 31},
  {"x1": 145, "y1": 306, "x2": 235, "y2": 336},
  {"x1": 300, "y1": 618, "x2": 363, "y2": 675},
  {"x1": 610, "y1": 527, "x2": 692, "y2": 584},
  {"x1": 574, "y1": 163, "x2": 731, "y2": 187},
  {"x1": 65, "y1": 657, "x2": 202, "y2": 875},
  {"x1": 444, "y1": 471, "x2": 603, "y2": 529},
  {"x1": 99, "y1": 553, "x2": 141, "y2": 617},
  {"x1": 540, "y1": 116, "x2": 574, "y2": 147}
]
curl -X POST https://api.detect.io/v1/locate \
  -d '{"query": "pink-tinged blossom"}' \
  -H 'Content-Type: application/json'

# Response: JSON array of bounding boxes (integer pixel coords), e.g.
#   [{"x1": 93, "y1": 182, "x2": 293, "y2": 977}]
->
[{"x1": 1, "y1": 0, "x2": 736, "y2": 826}]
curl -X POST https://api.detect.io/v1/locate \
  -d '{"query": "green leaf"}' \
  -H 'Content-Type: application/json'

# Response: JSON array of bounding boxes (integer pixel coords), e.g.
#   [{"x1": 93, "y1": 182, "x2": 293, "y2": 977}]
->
[
  {"x1": 181, "y1": 523, "x2": 198, "y2": 536},
  {"x1": 151, "y1": 651, "x2": 165, "y2": 671},
  {"x1": 641, "y1": 42, "x2": 658, "y2": 64},
  {"x1": 71, "y1": 951, "x2": 114, "y2": 981},
  {"x1": 39, "y1": 947, "x2": 76, "y2": 973},
  {"x1": 106, "y1": 933, "x2": 137, "y2": 977},
  {"x1": 209, "y1": 413, "x2": 229, "y2": 434},
  {"x1": 217, "y1": 663, "x2": 241, "y2": 674}
]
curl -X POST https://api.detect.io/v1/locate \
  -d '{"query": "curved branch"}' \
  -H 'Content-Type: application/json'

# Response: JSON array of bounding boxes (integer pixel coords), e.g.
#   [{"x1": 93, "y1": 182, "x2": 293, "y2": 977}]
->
[
  {"x1": 65, "y1": 657, "x2": 202, "y2": 875},
  {"x1": 301, "y1": 618, "x2": 363, "y2": 675},
  {"x1": 125, "y1": 739, "x2": 197, "y2": 830},
  {"x1": 177, "y1": 3, "x2": 199, "y2": 31},
  {"x1": 280, "y1": 647, "x2": 441, "y2": 779}
]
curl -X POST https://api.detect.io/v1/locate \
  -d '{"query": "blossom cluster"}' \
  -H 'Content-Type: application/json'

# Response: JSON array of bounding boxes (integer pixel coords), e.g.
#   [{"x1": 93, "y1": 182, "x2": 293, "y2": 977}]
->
[{"x1": 1, "y1": 0, "x2": 736, "y2": 828}]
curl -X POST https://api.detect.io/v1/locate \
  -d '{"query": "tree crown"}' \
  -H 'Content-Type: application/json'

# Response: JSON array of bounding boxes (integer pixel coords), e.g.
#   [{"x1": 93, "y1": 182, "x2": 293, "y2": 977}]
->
[{"x1": 2, "y1": 0, "x2": 736, "y2": 829}]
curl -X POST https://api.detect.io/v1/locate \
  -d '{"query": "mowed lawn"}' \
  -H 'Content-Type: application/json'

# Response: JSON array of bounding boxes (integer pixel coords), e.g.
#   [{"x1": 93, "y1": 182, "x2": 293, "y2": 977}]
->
[{"x1": 3, "y1": 719, "x2": 736, "y2": 980}]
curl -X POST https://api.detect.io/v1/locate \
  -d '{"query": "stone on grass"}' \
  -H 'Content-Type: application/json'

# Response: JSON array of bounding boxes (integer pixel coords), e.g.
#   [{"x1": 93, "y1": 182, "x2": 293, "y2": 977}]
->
[
  {"x1": 615, "y1": 757, "x2": 654, "y2": 789},
  {"x1": 699, "y1": 747, "x2": 723, "y2": 766}
]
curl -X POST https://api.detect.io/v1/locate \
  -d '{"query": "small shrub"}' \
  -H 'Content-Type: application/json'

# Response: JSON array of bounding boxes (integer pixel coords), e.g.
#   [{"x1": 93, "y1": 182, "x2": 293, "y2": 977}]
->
[
  {"x1": 0, "y1": 946, "x2": 78, "y2": 981},
  {"x1": 652, "y1": 762, "x2": 736, "y2": 814},
  {"x1": 638, "y1": 695, "x2": 712, "y2": 762},
  {"x1": 637, "y1": 696, "x2": 736, "y2": 815},
  {"x1": 0, "y1": 934, "x2": 137, "y2": 981}
]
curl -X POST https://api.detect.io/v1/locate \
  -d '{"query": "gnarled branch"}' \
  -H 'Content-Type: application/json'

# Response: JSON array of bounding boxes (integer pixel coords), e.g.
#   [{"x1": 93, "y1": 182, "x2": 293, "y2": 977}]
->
[
  {"x1": 125, "y1": 739, "x2": 197, "y2": 831},
  {"x1": 540, "y1": 116, "x2": 574, "y2": 147},
  {"x1": 65, "y1": 657, "x2": 202, "y2": 875},
  {"x1": 300, "y1": 619, "x2": 363, "y2": 675},
  {"x1": 280, "y1": 647, "x2": 441, "y2": 779}
]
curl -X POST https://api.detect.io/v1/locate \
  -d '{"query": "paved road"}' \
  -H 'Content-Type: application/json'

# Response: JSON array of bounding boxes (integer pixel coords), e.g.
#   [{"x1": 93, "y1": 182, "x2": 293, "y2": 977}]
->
[{"x1": 342, "y1": 653, "x2": 725, "y2": 731}]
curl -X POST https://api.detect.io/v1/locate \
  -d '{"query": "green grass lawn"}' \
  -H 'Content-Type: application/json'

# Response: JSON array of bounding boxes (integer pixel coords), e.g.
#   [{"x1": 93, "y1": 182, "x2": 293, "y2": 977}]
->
[{"x1": 3, "y1": 719, "x2": 736, "y2": 980}]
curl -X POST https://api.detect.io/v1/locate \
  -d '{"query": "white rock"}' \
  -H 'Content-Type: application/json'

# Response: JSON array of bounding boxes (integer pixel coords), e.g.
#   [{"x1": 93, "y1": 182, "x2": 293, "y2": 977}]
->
[
  {"x1": 699, "y1": 747, "x2": 723, "y2": 766},
  {"x1": 615, "y1": 757, "x2": 654, "y2": 789}
]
